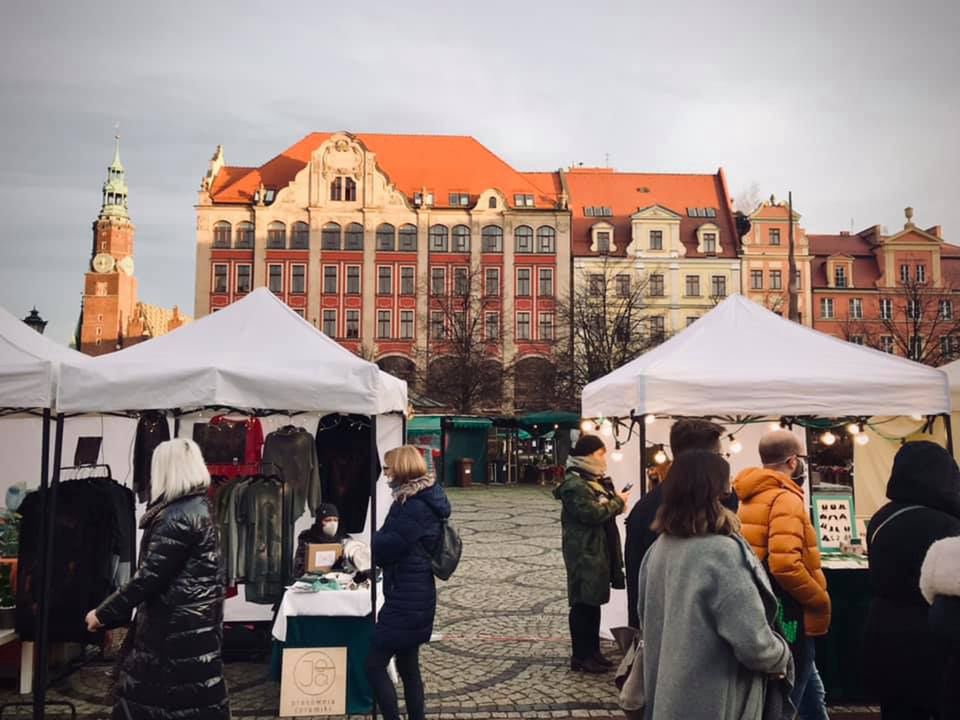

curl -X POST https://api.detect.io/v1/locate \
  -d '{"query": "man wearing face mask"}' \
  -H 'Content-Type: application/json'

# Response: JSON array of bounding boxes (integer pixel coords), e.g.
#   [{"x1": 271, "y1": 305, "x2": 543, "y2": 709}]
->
[
  {"x1": 734, "y1": 430, "x2": 831, "y2": 720},
  {"x1": 293, "y1": 503, "x2": 344, "y2": 578}
]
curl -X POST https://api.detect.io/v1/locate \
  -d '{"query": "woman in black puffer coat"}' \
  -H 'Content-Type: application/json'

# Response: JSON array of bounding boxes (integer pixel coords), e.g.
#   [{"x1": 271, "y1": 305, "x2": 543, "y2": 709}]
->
[
  {"x1": 367, "y1": 445, "x2": 451, "y2": 720},
  {"x1": 862, "y1": 441, "x2": 960, "y2": 720},
  {"x1": 86, "y1": 439, "x2": 229, "y2": 720}
]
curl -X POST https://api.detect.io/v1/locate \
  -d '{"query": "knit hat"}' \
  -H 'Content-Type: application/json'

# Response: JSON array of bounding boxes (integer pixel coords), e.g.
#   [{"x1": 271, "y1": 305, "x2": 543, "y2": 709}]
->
[
  {"x1": 571, "y1": 434, "x2": 606, "y2": 457},
  {"x1": 317, "y1": 502, "x2": 340, "y2": 520}
]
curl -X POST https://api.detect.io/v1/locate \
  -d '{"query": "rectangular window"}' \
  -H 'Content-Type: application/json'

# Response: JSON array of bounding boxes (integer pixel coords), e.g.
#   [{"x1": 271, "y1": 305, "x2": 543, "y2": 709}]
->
[
  {"x1": 452, "y1": 311, "x2": 466, "y2": 337},
  {"x1": 589, "y1": 274, "x2": 604, "y2": 297},
  {"x1": 901, "y1": 264, "x2": 910, "y2": 283},
  {"x1": 711, "y1": 275, "x2": 727, "y2": 298},
  {"x1": 687, "y1": 316, "x2": 699, "y2": 327},
  {"x1": 880, "y1": 335, "x2": 895, "y2": 354},
  {"x1": 703, "y1": 233, "x2": 717, "y2": 255},
  {"x1": 454, "y1": 267, "x2": 468, "y2": 296},
  {"x1": 616, "y1": 274, "x2": 631, "y2": 298},
  {"x1": 650, "y1": 316, "x2": 665, "y2": 341},
  {"x1": 917, "y1": 265, "x2": 927, "y2": 284},
  {"x1": 614, "y1": 318, "x2": 630, "y2": 343},
  {"x1": 769, "y1": 228, "x2": 781, "y2": 246},
  {"x1": 517, "y1": 268, "x2": 531, "y2": 297},
  {"x1": 850, "y1": 335, "x2": 865, "y2": 346},
  {"x1": 213, "y1": 264, "x2": 228, "y2": 293},
  {"x1": 236, "y1": 264, "x2": 252, "y2": 293},
  {"x1": 291, "y1": 264, "x2": 306, "y2": 294},
  {"x1": 795, "y1": 270, "x2": 802, "y2": 290},
  {"x1": 268, "y1": 264, "x2": 283, "y2": 293},
  {"x1": 849, "y1": 298, "x2": 863, "y2": 320},
  {"x1": 685, "y1": 275, "x2": 701, "y2": 297},
  {"x1": 431, "y1": 267, "x2": 446, "y2": 295},
  {"x1": 517, "y1": 312, "x2": 531, "y2": 340},
  {"x1": 909, "y1": 335, "x2": 923, "y2": 360},
  {"x1": 346, "y1": 266, "x2": 361, "y2": 294},
  {"x1": 322, "y1": 310, "x2": 337, "y2": 337},
  {"x1": 649, "y1": 274, "x2": 665, "y2": 297},
  {"x1": 539, "y1": 268, "x2": 554, "y2": 297},
  {"x1": 834, "y1": 265, "x2": 847, "y2": 288},
  {"x1": 514, "y1": 194, "x2": 534, "y2": 207},
  {"x1": 345, "y1": 310, "x2": 360, "y2": 339},
  {"x1": 400, "y1": 311, "x2": 414, "y2": 339},
  {"x1": 377, "y1": 310, "x2": 391, "y2": 339},
  {"x1": 539, "y1": 313, "x2": 554, "y2": 340},
  {"x1": 323, "y1": 266, "x2": 338, "y2": 294},
  {"x1": 770, "y1": 270, "x2": 782, "y2": 290},
  {"x1": 908, "y1": 299, "x2": 921, "y2": 320},
  {"x1": 649, "y1": 230, "x2": 663, "y2": 250},
  {"x1": 880, "y1": 298, "x2": 893, "y2": 320},
  {"x1": 430, "y1": 311, "x2": 445, "y2": 340},
  {"x1": 485, "y1": 268, "x2": 500, "y2": 297},
  {"x1": 485, "y1": 312, "x2": 499, "y2": 341},
  {"x1": 378, "y1": 266, "x2": 392, "y2": 295},
  {"x1": 940, "y1": 300, "x2": 953, "y2": 320},
  {"x1": 399, "y1": 267, "x2": 415, "y2": 295},
  {"x1": 448, "y1": 192, "x2": 470, "y2": 207},
  {"x1": 941, "y1": 336, "x2": 958, "y2": 359},
  {"x1": 292, "y1": 308, "x2": 304, "y2": 318},
  {"x1": 751, "y1": 270, "x2": 764, "y2": 290},
  {"x1": 596, "y1": 232, "x2": 611, "y2": 255},
  {"x1": 820, "y1": 298, "x2": 835, "y2": 319}
]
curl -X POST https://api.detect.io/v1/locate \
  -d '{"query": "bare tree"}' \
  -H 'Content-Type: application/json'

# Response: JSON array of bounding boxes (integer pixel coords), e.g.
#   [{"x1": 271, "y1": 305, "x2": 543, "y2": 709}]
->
[
  {"x1": 415, "y1": 262, "x2": 512, "y2": 414},
  {"x1": 840, "y1": 277, "x2": 960, "y2": 365},
  {"x1": 552, "y1": 258, "x2": 667, "y2": 405}
]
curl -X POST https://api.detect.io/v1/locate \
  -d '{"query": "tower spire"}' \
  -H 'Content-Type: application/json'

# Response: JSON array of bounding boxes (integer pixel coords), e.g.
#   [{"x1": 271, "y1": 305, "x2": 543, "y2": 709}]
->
[{"x1": 100, "y1": 129, "x2": 129, "y2": 219}]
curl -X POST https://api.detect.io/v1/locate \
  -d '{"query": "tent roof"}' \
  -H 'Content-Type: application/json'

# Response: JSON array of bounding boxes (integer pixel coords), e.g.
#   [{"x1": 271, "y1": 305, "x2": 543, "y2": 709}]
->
[
  {"x1": 58, "y1": 289, "x2": 407, "y2": 414},
  {"x1": 582, "y1": 294, "x2": 949, "y2": 418},
  {"x1": 940, "y1": 358, "x2": 960, "y2": 410},
  {"x1": 0, "y1": 304, "x2": 90, "y2": 408}
]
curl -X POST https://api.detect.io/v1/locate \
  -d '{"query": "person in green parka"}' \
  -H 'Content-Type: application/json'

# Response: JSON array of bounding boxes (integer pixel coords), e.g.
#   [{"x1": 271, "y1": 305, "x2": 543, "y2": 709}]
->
[{"x1": 554, "y1": 433, "x2": 629, "y2": 674}]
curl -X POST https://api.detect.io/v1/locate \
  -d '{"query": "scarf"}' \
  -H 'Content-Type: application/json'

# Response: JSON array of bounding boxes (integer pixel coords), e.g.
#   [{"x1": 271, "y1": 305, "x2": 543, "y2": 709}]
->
[
  {"x1": 391, "y1": 474, "x2": 435, "y2": 504},
  {"x1": 566, "y1": 454, "x2": 607, "y2": 479}
]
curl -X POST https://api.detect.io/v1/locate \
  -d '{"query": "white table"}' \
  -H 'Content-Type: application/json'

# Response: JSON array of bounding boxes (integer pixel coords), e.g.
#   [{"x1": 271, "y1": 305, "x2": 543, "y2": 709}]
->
[{"x1": 271, "y1": 586, "x2": 383, "y2": 642}]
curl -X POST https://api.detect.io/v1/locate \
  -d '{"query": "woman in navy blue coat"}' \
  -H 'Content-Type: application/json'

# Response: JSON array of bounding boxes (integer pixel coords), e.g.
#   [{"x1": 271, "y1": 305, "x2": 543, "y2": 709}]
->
[{"x1": 367, "y1": 445, "x2": 451, "y2": 720}]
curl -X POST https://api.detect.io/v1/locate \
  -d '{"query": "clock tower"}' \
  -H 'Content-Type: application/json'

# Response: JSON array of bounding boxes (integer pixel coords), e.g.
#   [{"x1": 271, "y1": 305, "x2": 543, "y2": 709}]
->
[{"x1": 79, "y1": 136, "x2": 139, "y2": 355}]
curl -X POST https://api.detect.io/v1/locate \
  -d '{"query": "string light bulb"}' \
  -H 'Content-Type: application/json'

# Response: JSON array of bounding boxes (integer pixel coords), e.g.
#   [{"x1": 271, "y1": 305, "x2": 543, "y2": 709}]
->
[
  {"x1": 728, "y1": 434, "x2": 743, "y2": 454},
  {"x1": 855, "y1": 433, "x2": 870, "y2": 446},
  {"x1": 611, "y1": 443, "x2": 624, "y2": 463},
  {"x1": 600, "y1": 420, "x2": 614, "y2": 437},
  {"x1": 653, "y1": 446, "x2": 668, "y2": 465},
  {"x1": 910, "y1": 413, "x2": 924, "y2": 421},
  {"x1": 580, "y1": 419, "x2": 595, "y2": 433},
  {"x1": 847, "y1": 423, "x2": 861, "y2": 435},
  {"x1": 644, "y1": 414, "x2": 656, "y2": 425},
  {"x1": 769, "y1": 421, "x2": 782, "y2": 432},
  {"x1": 820, "y1": 431, "x2": 837, "y2": 446}
]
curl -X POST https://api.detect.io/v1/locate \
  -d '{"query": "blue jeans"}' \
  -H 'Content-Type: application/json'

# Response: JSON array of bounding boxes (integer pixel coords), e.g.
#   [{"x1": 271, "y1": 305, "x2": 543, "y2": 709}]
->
[{"x1": 790, "y1": 638, "x2": 829, "y2": 720}]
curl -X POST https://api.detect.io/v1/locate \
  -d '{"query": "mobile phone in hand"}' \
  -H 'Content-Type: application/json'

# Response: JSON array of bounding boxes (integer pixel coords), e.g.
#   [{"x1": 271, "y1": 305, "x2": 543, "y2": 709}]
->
[{"x1": 621, "y1": 483, "x2": 634, "y2": 493}]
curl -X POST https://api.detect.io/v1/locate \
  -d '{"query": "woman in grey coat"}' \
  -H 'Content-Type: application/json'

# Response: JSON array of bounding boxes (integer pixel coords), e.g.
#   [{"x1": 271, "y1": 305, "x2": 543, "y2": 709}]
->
[{"x1": 638, "y1": 450, "x2": 791, "y2": 720}]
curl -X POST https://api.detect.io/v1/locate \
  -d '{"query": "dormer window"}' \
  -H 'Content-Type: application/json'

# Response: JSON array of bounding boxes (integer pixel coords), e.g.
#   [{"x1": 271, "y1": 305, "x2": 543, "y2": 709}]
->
[
  {"x1": 649, "y1": 230, "x2": 663, "y2": 251},
  {"x1": 514, "y1": 194, "x2": 535, "y2": 208},
  {"x1": 695, "y1": 224, "x2": 722, "y2": 255},
  {"x1": 449, "y1": 192, "x2": 470, "y2": 207},
  {"x1": 414, "y1": 191, "x2": 434, "y2": 207},
  {"x1": 828, "y1": 257, "x2": 854, "y2": 289},
  {"x1": 834, "y1": 266, "x2": 847, "y2": 288},
  {"x1": 687, "y1": 208, "x2": 717, "y2": 218},
  {"x1": 590, "y1": 222, "x2": 617, "y2": 255},
  {"x1": 703, "y1": 233, "x2": 717, "y2": 255},
  {"x1": 488, "y1": 196, "x2": 497, "y2": 209},
  {"x1": 597, "y1": 233, "x2": 611, "y2": 254}
]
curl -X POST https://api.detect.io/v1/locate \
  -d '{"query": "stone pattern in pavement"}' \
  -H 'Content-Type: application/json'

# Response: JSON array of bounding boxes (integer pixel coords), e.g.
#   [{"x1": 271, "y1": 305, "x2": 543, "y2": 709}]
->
[{"x1": 0, "y1": 485, "x2": 878, "y2": 718}]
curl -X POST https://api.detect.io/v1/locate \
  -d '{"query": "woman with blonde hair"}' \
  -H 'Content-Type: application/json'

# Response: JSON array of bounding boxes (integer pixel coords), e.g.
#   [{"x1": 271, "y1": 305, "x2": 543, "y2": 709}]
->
[
  {"x1": 366, "y1": 445, "x2": 451, "y2": 720},
  {"x1": 85, "y1": 438, "x2": 229, "y2": 720}
]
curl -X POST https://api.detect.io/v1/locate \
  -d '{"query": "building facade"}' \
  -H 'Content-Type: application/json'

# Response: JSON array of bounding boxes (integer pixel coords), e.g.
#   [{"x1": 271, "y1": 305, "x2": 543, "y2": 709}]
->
[
  {"x1": 195, "y1": 132, "x2": 571, "y2": 409},
  {"x1": 79, "y1": 138, "x2": 187, "y2": 355}
]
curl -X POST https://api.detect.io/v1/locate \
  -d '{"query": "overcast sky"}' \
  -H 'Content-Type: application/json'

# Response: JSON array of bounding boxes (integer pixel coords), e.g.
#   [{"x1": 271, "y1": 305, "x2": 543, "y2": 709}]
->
[{"x1": 2, "y1": 0, "x2": 957, "y2": 344}]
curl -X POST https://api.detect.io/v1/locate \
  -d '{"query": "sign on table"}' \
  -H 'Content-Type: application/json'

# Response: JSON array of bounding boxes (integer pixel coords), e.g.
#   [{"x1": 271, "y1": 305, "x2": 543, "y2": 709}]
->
[{"x1": 812, "y1": 493, "x2": 857, "y2": 553}]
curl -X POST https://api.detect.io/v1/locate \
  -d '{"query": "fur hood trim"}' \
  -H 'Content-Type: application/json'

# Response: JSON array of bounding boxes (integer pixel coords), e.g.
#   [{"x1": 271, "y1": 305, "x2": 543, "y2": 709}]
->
[
  {"x1": 391, "y1": 474, "x2": 435, "y2": 504},
  {"x1": 920, "y1": 535, "x2": 960, "y2": 604}
]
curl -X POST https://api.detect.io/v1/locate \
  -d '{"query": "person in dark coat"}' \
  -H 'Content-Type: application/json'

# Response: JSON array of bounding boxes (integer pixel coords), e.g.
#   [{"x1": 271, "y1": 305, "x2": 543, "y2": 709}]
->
[
  {"x1": 862, "y1": 441, "x2": 960, "y2": 720},
  {"x1": 553, "y1": 433, "x2": 628, "y2": 674},
  {"x1": 367, "y1": 445, "x2": 451, "y2": 720},
  {"x1": 85, "y1": 438, "x2": 229, "y2": 720},
  {"x1": 920, "y1": 535, "x2": 960, "y2": 718},
  {"x1": 624, "y1": 418, "x2": 727, "y2": 628}
]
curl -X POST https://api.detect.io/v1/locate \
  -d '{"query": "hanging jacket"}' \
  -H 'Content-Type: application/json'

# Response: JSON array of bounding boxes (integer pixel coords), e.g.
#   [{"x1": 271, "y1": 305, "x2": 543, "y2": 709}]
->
[
  {"x1": 372, "y1": 477, "x2": 450, "y2": 651},
  {"x1": 263, "y1": 426, "x2": 322, "y2": 519},
  {"x1": 199, "y1": 416, "x2": 264, "y2": 479},
  {"x1": 96, "y1": 491, "x2": 229, "y2": 720},
  {"x1": 132, "y1": 412, "x2": 170, "y2": 504},
  {"x1": 238, "y1": 477, "x2": 285, "y2": 604}
]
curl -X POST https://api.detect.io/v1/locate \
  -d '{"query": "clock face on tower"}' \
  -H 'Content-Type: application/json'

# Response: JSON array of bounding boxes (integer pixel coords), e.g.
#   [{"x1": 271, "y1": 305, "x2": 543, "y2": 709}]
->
[
  {"x1": 117, "y1": 256, "x2": 135, "y2": 276},
  {"x1": 92, "y1": 253, "x2": 116, "y2": 274}
]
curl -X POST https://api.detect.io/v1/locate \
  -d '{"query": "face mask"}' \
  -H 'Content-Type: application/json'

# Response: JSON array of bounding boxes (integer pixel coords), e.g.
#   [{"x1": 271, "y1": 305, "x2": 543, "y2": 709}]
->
[
  {"x1": 791, "y1": 458, "x2": 807, "y2": 487},
  {"x1": 321, "y1": 521, "x2": 339, "y2": 538}
]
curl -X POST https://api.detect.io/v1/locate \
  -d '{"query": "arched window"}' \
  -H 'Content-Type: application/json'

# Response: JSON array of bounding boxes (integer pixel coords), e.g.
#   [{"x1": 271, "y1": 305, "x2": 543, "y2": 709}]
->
[
  {"x1": 330, "y1": 177, "x2": 343, "y2": 202},
  {"x1": 291, "y1": 221, "x2": 310, "y2": 249},
  {"x1": 429, "y1": 225, "x2": 449, "y2": 252},
  {"x1": 376, "y1": 223, "x2": 397, "y2": 251},
  {"x1": 481, "y1": 225, "x2": 503, "y2": 253},
  {"x1": 398, "y1": 224, "x2": 418, "y2": 252},
  {"x1": 213, "y1": 221, "x2": 232, "y2": 248},
  {"x1": 488, "y1": 196, "x2": 498, "y2": 209},
  {"x1": 267, "y1": 221, "x2": 286, "y2": 249},
  {"x1": 321, "y1": 222, "x2": 342, "y2": 250},
  {"x1": 345, "y1": 223, "x2": 364, "y2": 250},
  {"x1": 452, "y1": 225, "x2": 471, "y2": 253},
  {"x1": 515, "y1": 225, "x2": 534, "y2": 253},
  {"x1": 235, "y1": 221, "x2": 254, "y2": 249},
  {"x1": 537, "y1": 226, "x2": 556, "y2": 254},
  {"x1": 345, "y1": 177, "x2": 357, "y2": 202}
]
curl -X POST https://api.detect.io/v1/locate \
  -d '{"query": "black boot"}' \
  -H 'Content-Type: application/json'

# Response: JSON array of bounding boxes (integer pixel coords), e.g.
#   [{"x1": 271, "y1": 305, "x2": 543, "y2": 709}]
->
[
  {"x1": 591, "y1": 651, "x2": 614, "y2": 667},
  {"x1": 571, "y1": 656, "x2": 608, "y2": 674}
]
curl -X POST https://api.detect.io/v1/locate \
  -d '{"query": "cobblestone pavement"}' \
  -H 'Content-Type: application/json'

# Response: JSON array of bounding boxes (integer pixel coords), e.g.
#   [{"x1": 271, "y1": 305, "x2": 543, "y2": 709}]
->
[{"x1": 0, "y1": 485, "x2": 878, "y2": 718}]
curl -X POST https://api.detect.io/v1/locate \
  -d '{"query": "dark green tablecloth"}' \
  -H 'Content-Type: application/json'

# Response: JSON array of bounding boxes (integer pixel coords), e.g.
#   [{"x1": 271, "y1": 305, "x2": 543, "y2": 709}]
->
[
  {"x1": 815, "y1": 567, "x2": 872, "y2": 703},
  {"x1": 271, "y1": 614, "x2": 375, "y2": 715}
]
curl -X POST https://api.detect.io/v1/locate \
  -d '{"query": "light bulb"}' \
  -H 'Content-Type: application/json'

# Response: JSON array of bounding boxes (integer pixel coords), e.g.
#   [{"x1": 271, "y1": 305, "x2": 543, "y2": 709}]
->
[
  {"x1": 729, "y1": 439, "x2": 743, "y2": 454},
  {"x1": 847, "y1": 423, "x2": 861, "y2": 435},
  {"x1": 821, "y1": 431, "x2": 837, "y2": 446},
  {"x1": 654, "y1": 449, "x2": 668, "y2": 465},
  {"x1": 910, "y1": 413, "x2": 924, "y2": 421},
  {"x1": 611, "y1": 449, "x2": 624, "y2": 463},
  {"x1": 855, "y1": 433, "x2": 870, "y2": 446},
  {"x1": 769, "y1": 421, "x2": 782, "y2": 432},
  {"x1": 601, "y1": 420, "x2": 614, "y2": 437},
  {"x1": 644, "y1": 414, "x2": 656, "y2": 425},
  {"x1": 581, "y1": 419, "x2": 595, "y2": 433}
]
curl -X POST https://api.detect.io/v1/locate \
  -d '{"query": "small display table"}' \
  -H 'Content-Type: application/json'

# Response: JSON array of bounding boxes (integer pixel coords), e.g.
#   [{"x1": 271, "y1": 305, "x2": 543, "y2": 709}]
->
[{"x1": 816, "y1": 556, "x2": 871, "y2": 703}]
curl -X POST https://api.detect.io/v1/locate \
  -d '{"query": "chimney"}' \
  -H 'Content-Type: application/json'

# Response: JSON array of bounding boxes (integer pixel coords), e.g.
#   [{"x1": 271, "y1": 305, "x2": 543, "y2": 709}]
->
[
  {"x1": 839, "y1": 231, "x2": 850, "y2": 236},
  {"x1": 927, "y1": 225, "x2": 942, "y2": 238}
]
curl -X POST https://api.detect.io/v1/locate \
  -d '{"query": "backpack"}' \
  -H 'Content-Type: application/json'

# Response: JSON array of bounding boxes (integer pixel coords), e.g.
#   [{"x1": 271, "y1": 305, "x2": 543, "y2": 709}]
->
[{"x1": 418, "y1": 514, "x2": 462, "y2": 580}]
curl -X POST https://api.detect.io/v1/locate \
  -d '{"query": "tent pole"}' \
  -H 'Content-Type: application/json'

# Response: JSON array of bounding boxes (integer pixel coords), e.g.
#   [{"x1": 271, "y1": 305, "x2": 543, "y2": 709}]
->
[
  {"x1": 369, "y1": 414, "x2": 379, "y2": 720},
  {"x1": 638, "y1": 414, "x2": 648, "y2": 498},
  {"x1": 944, "y1": 414, "x2": 955, "y2": 458}
]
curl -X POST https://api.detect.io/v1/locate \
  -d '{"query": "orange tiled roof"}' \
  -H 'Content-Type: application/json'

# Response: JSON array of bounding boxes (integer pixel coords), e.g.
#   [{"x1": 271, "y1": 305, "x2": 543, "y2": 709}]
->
[
  {"x1": 210, "y1": 133, "x2": 560, "y2": 209},
  {"x1": 563, "y1": 169, "x2": 739, "y2": 258}
]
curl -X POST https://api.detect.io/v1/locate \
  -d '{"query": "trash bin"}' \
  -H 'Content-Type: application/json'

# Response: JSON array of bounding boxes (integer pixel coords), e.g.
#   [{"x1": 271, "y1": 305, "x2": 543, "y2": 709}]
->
[{"x1": 456, "y1": 458, "x2": 474, "y2": 488}]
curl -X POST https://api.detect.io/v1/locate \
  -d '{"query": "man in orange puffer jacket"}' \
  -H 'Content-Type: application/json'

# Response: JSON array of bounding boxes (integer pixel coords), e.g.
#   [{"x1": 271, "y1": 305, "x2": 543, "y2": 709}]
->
[{"x1": 735, "y1": 430, "x2": 831, "y2": 719}]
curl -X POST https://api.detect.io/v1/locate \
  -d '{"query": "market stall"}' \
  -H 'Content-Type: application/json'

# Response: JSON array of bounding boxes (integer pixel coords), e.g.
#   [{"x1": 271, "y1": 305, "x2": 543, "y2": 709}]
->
[
  {"x1": 53, "y1": 289, "x2": 407, "y2": 716},
  {"x1": 581, "y1": 294, "x2": 950, "y2": 702}
]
